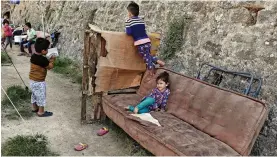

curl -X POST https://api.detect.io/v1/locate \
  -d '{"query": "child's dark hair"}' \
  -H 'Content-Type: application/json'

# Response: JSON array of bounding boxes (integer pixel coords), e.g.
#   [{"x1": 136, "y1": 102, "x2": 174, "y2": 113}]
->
[
  {"x1": 3, "y1": 19, "x2": 9, "y2": 25},
  {"x1": 127, "y1": 1, "x2": 139, "y2": 16},
  {"x1": 35, "y1": 38, "x2": 50, "y2": 53},
  {"x1": 156, "y1": 71, "x2": 170, "y2": 84},
  {"x1": 25, "y1": 22, "x2": 31, "y2": 28}
]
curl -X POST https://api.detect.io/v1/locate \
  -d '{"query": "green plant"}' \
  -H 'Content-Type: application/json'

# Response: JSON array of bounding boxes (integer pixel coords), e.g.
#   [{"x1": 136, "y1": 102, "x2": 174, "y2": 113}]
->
[
  {"x1": 5, "y1": 106, "x2": 34, "y2": 120},
  {"x1": 53, "y1": 57, "x2": 82, "y2": 84},
  {"x1": 1, "y1": 134, "x2": 59, "y2": 156},
  {"x1": 1, "y1": 52, "x2": 11, "y2": 65},
  {"x1": 1, "y1": 85, "x2": 31, "y2": 108},
  {"x1": 1, "y1": 85, "x2": 33, "y2": 120},
  {"x1": 160, "y1": 17, "x2": 185, "y2": 60}
]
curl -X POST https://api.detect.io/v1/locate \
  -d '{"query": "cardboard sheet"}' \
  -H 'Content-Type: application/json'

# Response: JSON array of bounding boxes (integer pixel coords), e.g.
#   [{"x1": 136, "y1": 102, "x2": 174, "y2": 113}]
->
[{"x1": 90, "y1": 25, "x2": 160, "y2": 92}]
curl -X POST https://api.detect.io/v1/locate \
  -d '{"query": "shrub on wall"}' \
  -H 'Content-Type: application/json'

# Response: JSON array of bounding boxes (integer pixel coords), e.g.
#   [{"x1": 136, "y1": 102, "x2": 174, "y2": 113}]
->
[{"x1": 160, "y1": 17, "x2": 185, "y2": 60}]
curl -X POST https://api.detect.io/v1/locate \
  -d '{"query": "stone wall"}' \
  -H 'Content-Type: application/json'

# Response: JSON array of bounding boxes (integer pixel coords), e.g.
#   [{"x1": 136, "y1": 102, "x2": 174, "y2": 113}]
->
[{"x1": 2, "y1": 1, "x2": 277, "y2": 155}]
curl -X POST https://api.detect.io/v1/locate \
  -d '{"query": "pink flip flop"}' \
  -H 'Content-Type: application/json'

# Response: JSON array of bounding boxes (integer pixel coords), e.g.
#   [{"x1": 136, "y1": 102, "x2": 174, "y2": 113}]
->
[
  {"x1": 74, "y1": 143, "x2": 88, "y2": 151},
  {"x1": 97, "y1": 127, "x2": 109, "y2": 136}
]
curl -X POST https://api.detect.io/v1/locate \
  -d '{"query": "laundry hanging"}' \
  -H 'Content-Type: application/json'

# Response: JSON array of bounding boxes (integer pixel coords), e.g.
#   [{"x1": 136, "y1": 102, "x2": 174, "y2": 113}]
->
[{"x1": 10, "y1": 0, "x2": 20, "y2": 4}]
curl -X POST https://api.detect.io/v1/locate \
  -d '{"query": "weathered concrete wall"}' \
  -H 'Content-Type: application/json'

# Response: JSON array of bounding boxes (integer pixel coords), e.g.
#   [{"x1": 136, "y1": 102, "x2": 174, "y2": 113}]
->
[{"x1": 2, "y1": 1, "x2": 277, "y2": 155}]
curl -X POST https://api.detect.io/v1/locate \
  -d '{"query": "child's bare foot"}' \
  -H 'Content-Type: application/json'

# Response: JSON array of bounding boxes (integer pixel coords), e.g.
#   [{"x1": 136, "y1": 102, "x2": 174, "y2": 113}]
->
[
  {"x1": 148, "y1": 69, "x2": 155, "y2": 76},
  {"x1": 124, "y1": 106, "x2": 129, "y2": 110},
  {"x1": 149, "y1": 71, "x2": 154, "y2": 76},
  {"x1": 134, "y1": 107, "x2": 138, "y2": 114},
  {"x1": 157, "y1": 60, "x2": 165, "y2": 67}
]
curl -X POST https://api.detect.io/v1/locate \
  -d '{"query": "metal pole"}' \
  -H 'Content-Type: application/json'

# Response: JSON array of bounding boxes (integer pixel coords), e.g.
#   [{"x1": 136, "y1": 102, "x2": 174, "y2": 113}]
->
[
  {"x1": 10, "y1": 4, "x2": 12, "y2": 24},
  {"x1": 38, "y1": 3, "x2": 46, "y2": 38},
  {"x1": 42, "y1": 14, "x2": 45, "y2": 38}
]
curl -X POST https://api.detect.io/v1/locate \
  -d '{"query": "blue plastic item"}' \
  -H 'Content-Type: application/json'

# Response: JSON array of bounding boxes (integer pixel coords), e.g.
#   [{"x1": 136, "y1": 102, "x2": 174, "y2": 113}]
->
[{"x1": 10, "y1": 0, "x2": 20, "y2": 4}]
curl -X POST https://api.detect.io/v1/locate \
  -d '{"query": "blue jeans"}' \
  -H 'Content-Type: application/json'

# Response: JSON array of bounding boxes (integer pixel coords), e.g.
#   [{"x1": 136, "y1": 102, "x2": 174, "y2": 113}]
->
[
  {"x1": 20, "y1": 40, "x2": 35, "y2": 54},
  {"x1": 129, "y1": 97, "x2": 155, "y2": 114}
]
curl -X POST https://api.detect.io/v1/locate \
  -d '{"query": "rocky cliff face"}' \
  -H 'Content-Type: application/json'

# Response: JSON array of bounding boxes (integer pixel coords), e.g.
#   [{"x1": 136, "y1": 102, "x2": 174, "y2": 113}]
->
[{"x1": 2, "y1": 1, "x2": 277, "y2": 155}]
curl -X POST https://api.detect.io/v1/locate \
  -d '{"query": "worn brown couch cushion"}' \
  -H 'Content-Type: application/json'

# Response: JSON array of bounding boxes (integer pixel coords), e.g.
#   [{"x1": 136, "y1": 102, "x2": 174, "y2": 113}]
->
[
  {"x1": 138, "y1": 68, "x2": 268, "y2": 155},
  {"x1": 103, "y1": 94, "x2": 239, "y2": 156}
]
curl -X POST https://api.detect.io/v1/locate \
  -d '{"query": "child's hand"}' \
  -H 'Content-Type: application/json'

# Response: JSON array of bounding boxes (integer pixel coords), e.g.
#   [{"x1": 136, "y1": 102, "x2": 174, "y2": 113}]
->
[
  {"x1": 155, "y1": 108, "x2": 160, "y2": 112},
  {"x1": 50, "y1": 55, "x2": 56, "y2": 60}
]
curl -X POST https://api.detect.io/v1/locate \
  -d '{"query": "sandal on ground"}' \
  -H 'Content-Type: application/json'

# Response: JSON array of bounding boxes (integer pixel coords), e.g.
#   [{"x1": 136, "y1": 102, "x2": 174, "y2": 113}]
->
[
  {"x1": 37, "y1": 111, "x2": 53, "y2": 117},
  {"x1": 74, "y1": 143, "x2": 88, "y2": 151},
  {"x1": 97, "y1": 127, "x2": 109, "y2": 136},
  {"x1": 18, "y1": 52, "x2": 25, "y2": 56}
]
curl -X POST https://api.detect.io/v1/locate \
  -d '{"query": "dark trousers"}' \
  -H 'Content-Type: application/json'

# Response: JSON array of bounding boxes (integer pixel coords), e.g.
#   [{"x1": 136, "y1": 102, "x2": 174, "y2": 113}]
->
[
  {"x1": 137, "y1": 43, "x2": 158, "y2": 70},
  {"x1": 20, "y1": 40, "x2": 35, "y2": 54},
  {"x1": 4, "y1": 36, "x2": 13, "y2": 49}
]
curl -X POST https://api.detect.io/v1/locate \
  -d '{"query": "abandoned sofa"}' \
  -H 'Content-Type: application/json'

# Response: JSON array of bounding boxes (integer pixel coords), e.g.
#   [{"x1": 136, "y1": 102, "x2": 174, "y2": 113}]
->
[{"x1": 102, "y1": 68, "x2": 268, "y2": 156}]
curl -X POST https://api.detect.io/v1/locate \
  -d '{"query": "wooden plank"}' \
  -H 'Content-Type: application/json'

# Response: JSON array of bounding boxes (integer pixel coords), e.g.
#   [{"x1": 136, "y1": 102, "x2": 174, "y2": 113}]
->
[
  {"x1": 99, "y1": 92, "x2": 106, "y2": 121},
  {"x1": 92, "y1": 35, "x2": 106, "y2": 121},
  {"x1": 81, "y1": 31, "x2": 90, "y2": 122},
  {"x1": 100, "y1": 37, "x2": 107, "y2": 57},
  {"x1": 97, "y1": 36, "x2": 107, "y2": 120},
  {"x1": 92, "y1": 33, "x2": 101, "y2": 94},
  {"x1": 88, "y1": 33, "x2": 97, "y2": 96},
  {"x1": 89, "y1": 33, "x2": 98, "y2": 120},
  {"x1": 90, "y1": 32, "x2": 104, "y2": 121},
  {"x1": 93, "y1": 92, "x2": 103, "y2": 120},
  {"x1": 93, "y1": 94, "x2": 100, "y2": 120},
  {"x1": 107, "y1": 86, "x2": 139, "y2": 95}
]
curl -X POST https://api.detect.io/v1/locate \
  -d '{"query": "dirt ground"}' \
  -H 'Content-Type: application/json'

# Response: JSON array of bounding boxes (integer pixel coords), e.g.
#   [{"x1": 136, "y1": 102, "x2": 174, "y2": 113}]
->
[{"x1": 1, "y1": 47, "x2": 130, "y2": 156}]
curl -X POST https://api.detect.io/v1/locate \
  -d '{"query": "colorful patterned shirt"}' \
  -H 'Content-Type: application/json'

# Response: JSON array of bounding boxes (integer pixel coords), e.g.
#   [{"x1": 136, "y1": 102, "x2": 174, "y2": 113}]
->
[{"x1": 144, "y1": 88, "x2": 170, "y2": 111}]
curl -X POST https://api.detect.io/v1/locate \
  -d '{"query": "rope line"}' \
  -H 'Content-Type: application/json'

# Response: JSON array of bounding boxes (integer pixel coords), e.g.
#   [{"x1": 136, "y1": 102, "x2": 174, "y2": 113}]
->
[
  {"x1": 1, "y1": 46, "x2": 28, "y2": 89},
  {"x1": 1, "y1": 86, "x2": 26, "y2": 123}
]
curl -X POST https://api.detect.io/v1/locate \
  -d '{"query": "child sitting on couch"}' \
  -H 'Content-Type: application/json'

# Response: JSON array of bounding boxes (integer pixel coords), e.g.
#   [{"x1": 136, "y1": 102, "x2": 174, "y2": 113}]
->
[{"x1": 125, "y1": 71, "x2": 170, "y2": 114}]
